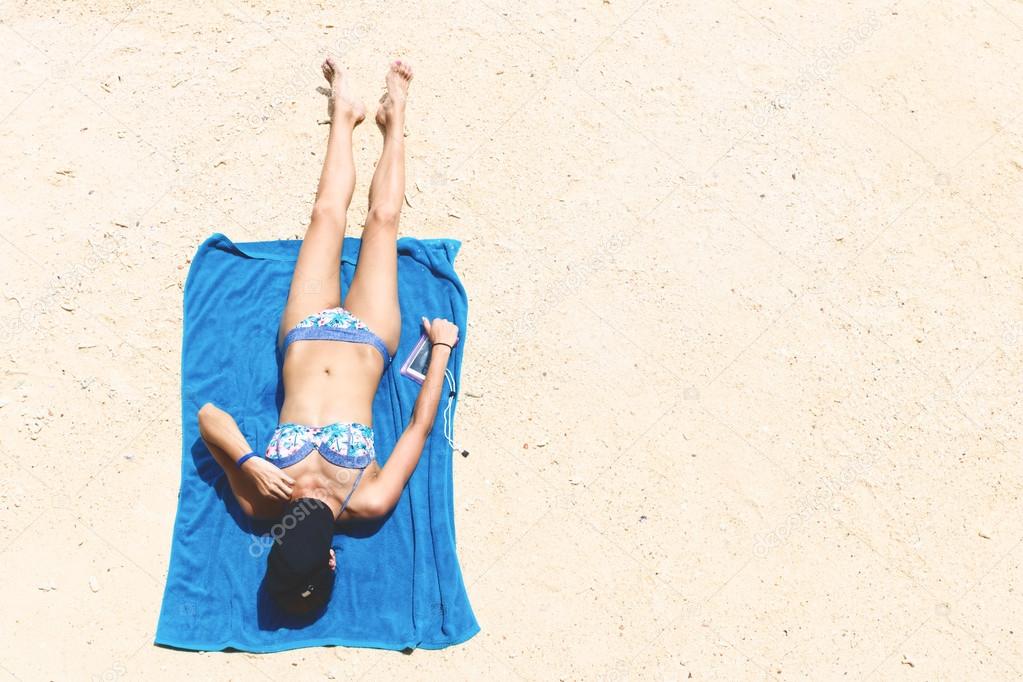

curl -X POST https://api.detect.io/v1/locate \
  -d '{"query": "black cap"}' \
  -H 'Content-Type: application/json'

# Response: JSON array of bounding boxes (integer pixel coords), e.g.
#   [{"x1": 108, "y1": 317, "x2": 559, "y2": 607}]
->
[{"x1": 264, "y1": 497, "x2": 336, "y2": 615}]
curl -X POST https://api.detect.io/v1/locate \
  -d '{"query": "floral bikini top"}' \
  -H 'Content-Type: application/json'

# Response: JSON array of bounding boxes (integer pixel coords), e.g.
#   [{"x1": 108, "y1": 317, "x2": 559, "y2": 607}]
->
[
  {"x1": 263, "y1": 421, "x2": 376, "y2": 516},
  {"x1": 264, "y1": 421, "x2": 375, "y2": 470}
]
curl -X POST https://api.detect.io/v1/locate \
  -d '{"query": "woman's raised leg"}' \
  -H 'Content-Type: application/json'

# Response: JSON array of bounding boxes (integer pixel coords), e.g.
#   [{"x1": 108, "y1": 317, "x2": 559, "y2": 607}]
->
[
  {"x1": 341, "y1": 60, "x2": 413, "y2": 357},
  {"x1": 278, "y1": 57, "x2": 366, "y2": 345}
]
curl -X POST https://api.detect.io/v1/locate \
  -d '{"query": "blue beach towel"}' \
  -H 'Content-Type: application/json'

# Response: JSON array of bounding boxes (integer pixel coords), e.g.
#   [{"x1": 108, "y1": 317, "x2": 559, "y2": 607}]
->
[{"x1": 154, "y1": 233, "x2": 479, "y2": 652}]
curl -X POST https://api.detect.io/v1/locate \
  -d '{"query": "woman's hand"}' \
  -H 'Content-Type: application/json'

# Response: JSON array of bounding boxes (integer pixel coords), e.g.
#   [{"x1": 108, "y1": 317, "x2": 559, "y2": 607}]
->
[
  {"x1": 421, "y1": 316, "x2": 459, "y2": 347},
  {"x1": 241, "y1": 457, "x2": 295, "y2": 501}
]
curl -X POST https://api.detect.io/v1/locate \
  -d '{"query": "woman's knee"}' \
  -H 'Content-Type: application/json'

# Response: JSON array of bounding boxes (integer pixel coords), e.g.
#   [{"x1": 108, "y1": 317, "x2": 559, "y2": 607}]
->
[
  {"x1": 366, "y1": 204, "x2": 400, "y2": 230},
  {"x1": 311, "y1": 201, "x2": 346, "y2": 228}
]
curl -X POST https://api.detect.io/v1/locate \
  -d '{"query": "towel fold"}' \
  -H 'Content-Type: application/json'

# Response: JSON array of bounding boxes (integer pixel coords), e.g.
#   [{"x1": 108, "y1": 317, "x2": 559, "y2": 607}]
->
[{"x1": 154, "y1": 233, "x2": 479, "y2": 652}]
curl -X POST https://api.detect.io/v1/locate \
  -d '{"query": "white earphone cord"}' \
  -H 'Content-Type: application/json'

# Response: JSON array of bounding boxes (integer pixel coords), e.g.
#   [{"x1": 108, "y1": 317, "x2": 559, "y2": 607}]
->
[{"x1": 442, "y1": 368, "x2": 466, "y2": 455}]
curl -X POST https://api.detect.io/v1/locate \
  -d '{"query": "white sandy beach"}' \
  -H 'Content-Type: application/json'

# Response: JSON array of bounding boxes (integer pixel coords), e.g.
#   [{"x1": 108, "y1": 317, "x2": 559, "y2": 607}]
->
[{"x1": 2, "y1": 1, "x2": 1023, "y2": 679}]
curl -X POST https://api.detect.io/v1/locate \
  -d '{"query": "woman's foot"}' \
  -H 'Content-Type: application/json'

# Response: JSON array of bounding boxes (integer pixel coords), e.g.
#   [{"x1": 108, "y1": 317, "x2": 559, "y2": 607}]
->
[
  {"x1": 375, "y1": 60, "x2": 413, "y2": 136},
  {"x1": 321, "y1": 56, "x2": 365, "y2": 126}
]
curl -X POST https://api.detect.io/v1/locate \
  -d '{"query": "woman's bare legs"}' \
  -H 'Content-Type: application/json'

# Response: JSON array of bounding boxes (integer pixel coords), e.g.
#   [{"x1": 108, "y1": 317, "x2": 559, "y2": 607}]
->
[
  {"x1": 279, "y1": 57, "x2": 366, "y2": 343},
  {"x1": 342, "y1": 60, "x2": 413, "y2": 356}
]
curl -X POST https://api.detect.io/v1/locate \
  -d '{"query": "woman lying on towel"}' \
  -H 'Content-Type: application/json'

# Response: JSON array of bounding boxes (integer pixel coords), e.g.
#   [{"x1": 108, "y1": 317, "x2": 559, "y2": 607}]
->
[{"x1": 196, "y1": 58, "x2": 459, "y2": 616}]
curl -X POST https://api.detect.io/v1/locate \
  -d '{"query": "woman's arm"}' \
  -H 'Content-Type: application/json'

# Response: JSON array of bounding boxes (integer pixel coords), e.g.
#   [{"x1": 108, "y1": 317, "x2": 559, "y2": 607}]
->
[
  {"x1": 354, "y1": 317, "x2": 459, "y2": 517},
  {"x1": 198, "y1": 402, "x2": 295, "y2": 501},
  {"x1": 198, "y1": 403, "x2": 254, "y2": 466}
]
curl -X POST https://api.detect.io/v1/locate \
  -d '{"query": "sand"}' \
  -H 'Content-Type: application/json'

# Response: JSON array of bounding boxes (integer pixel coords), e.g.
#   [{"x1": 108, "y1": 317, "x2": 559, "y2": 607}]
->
[{"x1": 2, "y1": 0, "x2": 1023, "y2": 679}]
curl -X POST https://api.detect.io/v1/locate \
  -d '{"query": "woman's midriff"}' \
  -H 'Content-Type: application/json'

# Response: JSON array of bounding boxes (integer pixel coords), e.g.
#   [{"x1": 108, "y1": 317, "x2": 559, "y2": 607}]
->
[
  {"x1": 279, "y1": 339, "x2": 384, "y2": 427},
  {"x1": 277, "y1": 340, "x2": 384, "y2": 515}
]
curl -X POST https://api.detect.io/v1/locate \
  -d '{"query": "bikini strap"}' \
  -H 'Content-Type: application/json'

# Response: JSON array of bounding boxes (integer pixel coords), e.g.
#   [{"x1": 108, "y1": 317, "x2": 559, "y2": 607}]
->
[{"x1": 338, "y1": 468, "x2": 365, "y2": 516}]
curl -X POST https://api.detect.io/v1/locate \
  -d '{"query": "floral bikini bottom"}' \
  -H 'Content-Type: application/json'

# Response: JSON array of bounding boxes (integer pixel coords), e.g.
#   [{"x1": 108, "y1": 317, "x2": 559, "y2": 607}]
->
[{"x1": 280, "y1": 306, "x2": 393, "y2": 368}]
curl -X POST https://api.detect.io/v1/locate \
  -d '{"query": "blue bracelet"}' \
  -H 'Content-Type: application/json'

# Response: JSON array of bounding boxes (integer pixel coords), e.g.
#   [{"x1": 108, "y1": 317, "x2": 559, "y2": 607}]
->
[{"x1": 236, "y1": 452, "x2": 257, "y2": 469}]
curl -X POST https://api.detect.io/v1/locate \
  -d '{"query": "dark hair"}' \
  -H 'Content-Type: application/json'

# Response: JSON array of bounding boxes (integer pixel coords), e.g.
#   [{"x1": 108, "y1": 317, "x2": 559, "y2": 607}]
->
[{"x1": 264, "y1": 498, "x2": 336, "y2": 616}]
